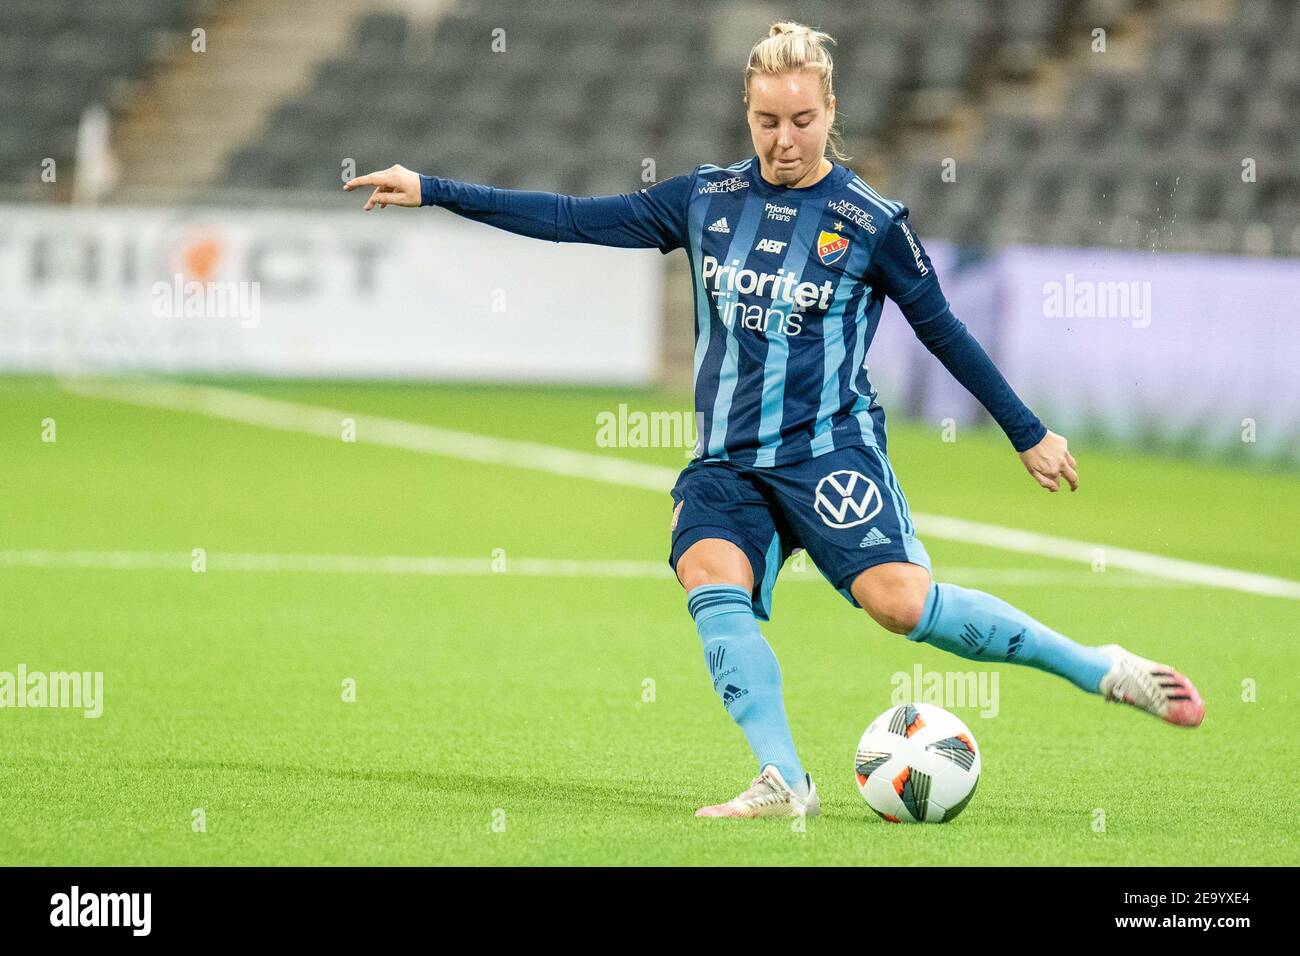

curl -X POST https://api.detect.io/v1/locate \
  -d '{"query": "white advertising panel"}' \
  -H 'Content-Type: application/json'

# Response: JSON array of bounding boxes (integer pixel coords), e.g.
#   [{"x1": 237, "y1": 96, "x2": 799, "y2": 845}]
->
[{"x1": 0, "y1": 205, "x2": 664, "y2": 383}]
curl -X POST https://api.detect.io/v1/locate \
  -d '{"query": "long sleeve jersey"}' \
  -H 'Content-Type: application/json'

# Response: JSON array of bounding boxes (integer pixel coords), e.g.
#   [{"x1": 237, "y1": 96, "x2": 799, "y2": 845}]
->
[{"x1": 418, "y1": 156, "x2": 1046, "y2": 465}]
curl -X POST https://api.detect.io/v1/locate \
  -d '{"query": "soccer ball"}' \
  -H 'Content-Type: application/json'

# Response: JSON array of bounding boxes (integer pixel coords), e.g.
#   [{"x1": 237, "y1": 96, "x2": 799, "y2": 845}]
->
[{"x1": 854, "y1": 702, "x2": 980, "y2": 823}]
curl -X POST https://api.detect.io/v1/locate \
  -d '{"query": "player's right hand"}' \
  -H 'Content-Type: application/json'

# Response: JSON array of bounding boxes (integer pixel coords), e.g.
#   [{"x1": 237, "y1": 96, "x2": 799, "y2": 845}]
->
[{"x1": 343, "y1": 164, "x2": 421, "y2": 210}]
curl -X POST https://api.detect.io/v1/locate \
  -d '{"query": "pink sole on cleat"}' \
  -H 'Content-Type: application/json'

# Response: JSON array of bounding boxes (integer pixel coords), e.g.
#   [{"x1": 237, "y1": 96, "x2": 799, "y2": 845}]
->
[{"x1": 1162, "y1": 668, "x2": 1205, "y2": 727}]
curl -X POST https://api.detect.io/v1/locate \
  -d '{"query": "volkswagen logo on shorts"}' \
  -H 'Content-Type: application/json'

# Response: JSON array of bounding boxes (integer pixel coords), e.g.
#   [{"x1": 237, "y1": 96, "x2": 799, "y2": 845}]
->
[{"x1": 813, "y1": 470, "x2": 883, "y2": 529}]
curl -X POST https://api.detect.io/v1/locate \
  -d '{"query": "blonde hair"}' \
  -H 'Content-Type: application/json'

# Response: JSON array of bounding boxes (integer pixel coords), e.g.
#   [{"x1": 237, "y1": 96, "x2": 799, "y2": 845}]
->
[{"x1": 743, "y1": 21, "x2": 849, "y2": 162}]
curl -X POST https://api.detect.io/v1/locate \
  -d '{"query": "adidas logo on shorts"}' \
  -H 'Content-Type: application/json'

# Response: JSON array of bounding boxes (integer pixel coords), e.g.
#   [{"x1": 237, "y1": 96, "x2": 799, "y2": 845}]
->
[
  {"x1": 708, "y1": 217, "x2": 731, "y2": 233},
  {"x1": 858, "y1": 527, "x2": 892, "y2": 548}
]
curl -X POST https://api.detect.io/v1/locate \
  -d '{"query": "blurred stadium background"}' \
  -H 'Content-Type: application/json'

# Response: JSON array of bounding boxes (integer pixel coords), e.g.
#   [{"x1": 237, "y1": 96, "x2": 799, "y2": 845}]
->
[
  {"x1": 1, "y1": 0, "x2": 1298, "y2": 865},
  {"x1": 2, "y1": 0, "x2": 1298, "y2": 458},
  {"x1": 3, "y1": 0, "x2": 1299, "y2": 245}
]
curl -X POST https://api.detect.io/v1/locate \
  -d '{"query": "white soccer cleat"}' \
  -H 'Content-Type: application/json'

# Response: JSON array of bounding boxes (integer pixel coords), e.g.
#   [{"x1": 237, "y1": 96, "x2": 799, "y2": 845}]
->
[
  {"x1": 1097, "y1": 644, "x2": 1205, "y2": 728},
  {"x1": 694, "y1": 765, "x2": 820, "y2": 818}
]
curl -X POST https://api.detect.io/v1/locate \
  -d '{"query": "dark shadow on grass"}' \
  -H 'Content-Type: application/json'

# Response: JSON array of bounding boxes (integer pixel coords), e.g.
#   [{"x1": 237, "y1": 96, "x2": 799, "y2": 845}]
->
[{"x1": 129, "y1": 758, "x2": 689, "y2": 812}]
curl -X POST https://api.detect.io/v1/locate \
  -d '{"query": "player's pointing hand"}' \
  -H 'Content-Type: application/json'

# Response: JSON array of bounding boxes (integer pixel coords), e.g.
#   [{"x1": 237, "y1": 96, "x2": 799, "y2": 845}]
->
[
  {"x1": 343, "y1": 164, "x2": 421, "y2": 210},
  {"x1": 1019, "y1": 429, "x2": 1078, "y2": 493}
]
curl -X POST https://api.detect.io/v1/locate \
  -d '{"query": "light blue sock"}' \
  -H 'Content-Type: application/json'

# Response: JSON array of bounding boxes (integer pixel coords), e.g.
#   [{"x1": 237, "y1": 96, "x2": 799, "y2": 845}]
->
[
  {"x1": 907, "y1": 581, "x2": 1111, "y2": 693},
  {"x1": 688, "y1": 584, "x2": 807, "y2": 793}
]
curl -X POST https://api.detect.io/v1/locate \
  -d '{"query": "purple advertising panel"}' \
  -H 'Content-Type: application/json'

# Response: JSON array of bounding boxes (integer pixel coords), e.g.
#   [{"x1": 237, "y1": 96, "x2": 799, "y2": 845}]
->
[{"x1": 867, "y1": 241, "x2": 1300, "y2": 461}]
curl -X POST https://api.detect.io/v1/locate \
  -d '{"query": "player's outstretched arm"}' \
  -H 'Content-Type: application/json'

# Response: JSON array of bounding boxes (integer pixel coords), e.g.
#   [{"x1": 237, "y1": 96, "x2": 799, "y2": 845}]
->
[{"x1": 344, "y1": 163, "x2": 690, "y2": 253}]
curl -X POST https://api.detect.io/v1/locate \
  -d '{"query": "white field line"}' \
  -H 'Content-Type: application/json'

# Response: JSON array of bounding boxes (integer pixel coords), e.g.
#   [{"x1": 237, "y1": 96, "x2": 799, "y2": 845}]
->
[
  {"x1": 0, "y1": 549, "x2": 1193, "y2": 588},
  {"x1": 57, "y1": 377, "x2": 1300, "y2": 600},
  {"x1": 918, "y1": 515, "x2": 1300, "y2": 600},
  {"x1": 59, "y1": 377, "x2": 676, "y2": 490}
]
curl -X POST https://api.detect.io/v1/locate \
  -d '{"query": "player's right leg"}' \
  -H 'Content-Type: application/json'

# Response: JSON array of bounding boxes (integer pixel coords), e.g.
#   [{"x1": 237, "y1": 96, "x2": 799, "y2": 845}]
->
[{"x1": 669, "y1": 463, "x2": 817, "y2": 818}]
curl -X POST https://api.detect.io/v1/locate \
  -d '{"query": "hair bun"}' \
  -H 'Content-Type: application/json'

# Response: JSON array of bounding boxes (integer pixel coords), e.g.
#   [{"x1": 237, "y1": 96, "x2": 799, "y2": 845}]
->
[{"x1": 769, "y1": 21, "x2": 809, "y2": 37}]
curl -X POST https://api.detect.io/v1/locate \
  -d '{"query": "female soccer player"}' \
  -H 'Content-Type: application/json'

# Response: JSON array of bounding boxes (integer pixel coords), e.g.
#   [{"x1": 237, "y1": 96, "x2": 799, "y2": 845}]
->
[{"x1": 345, "y1": 21, "x2": 1204, "y2": 818}]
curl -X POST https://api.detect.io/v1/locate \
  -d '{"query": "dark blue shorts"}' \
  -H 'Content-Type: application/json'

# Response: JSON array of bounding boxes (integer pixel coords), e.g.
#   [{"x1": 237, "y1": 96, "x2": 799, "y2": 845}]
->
[{"x1": 668, "y1": 444, "x2": 932, "y2": 621}]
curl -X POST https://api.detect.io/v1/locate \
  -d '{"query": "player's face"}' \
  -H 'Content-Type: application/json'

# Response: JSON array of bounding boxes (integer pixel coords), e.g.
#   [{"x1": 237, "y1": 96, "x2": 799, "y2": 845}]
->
[{"x1": 746, "y1": 69, "x2": 834, "y2": 188}]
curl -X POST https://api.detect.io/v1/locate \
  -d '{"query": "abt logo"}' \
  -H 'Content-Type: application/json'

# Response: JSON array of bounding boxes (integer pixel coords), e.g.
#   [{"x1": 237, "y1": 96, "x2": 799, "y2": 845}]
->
[
  {"x1": 813, "y1": 470, "x2": 883, "y2": 529},
  {"x1": 755, "y1": 238, "x2": 787, "y2": 254}
]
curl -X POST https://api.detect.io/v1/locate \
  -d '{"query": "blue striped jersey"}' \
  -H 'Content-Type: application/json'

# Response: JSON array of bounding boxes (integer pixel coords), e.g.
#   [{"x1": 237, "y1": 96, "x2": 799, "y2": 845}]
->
[{"x1": 678, "y1": 157, "x2": 914, "y2": 465}]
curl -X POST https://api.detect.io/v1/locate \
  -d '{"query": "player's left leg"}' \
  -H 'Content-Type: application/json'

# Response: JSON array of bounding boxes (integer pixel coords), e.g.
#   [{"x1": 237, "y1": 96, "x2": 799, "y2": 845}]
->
[
  {"x1": 848, "y1": 563, "x2": 1203, "y2": 727},
  {"x1": 764, "y1": 444, "x2": 1204, "y2": 728}
]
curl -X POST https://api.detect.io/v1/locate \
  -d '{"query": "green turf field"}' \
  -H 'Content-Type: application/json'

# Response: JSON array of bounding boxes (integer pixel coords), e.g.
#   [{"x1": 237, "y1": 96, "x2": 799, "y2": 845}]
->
[{"x1": 1, "y1": 374, "x2": 1296, "y2": 865}]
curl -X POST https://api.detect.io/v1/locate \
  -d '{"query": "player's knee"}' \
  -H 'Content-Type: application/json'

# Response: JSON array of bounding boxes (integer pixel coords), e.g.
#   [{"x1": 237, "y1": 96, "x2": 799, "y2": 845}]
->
[
  {"x1": 675, "y1": 538, "x2": 754, "y2": 593},
  {"x1": 868, "y1": 590, "x2": 928, "y2": 634},
  {"x1": 852, "y1": 565, "x2": 932, "y2": 635},
  {"x1": 678, "y1": 562, "x2": 733, "y2": 592}
]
